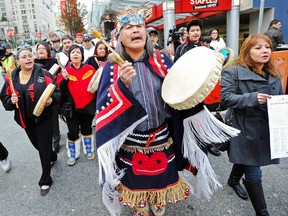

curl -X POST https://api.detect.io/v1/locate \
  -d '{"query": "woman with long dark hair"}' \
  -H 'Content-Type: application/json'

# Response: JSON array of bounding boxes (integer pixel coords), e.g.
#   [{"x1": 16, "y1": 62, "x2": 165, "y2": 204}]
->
[{"x1": 85, "y1": 41, "x2": 108, "y2": 70}]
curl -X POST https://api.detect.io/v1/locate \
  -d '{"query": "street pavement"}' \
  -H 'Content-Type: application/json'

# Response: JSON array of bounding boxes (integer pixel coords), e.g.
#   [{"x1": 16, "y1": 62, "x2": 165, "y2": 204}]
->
[{"x1": 0, "y1": 76, "x2": 288, "y2": 216}]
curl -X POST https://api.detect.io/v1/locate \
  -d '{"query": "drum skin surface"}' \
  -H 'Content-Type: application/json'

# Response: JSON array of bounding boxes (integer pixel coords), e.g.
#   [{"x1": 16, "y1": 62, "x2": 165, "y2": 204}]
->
[
  {"x1": 33, "y1": 83, "x2": 56, "y2": 117},
  {"x1": 87, "y1": 66, "x2": 103, "y2": 94},
  {"x1": 162, "y1": 46, "x2": 223, "y2": 110}
]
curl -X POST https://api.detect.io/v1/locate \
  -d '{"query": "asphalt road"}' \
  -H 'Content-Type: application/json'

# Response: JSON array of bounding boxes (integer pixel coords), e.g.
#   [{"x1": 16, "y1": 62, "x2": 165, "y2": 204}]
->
[{"x1": 0, "y1": 77, "x2": 287, "y2": 216}]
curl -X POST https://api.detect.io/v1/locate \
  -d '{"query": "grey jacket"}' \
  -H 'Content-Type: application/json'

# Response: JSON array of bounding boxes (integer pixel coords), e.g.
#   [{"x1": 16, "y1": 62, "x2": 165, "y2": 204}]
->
[
  {"x1": 263, "y1": 27, "x2": 285, "y2": 50},
  {"x1": 220, "y1": 64, "x2": 283, "y2": 166}
]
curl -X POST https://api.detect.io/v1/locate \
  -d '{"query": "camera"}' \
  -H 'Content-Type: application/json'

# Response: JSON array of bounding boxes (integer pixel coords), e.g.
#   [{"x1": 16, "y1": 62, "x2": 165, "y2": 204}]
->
[{"x1": 167, "y1": 27, "x2": 180, "y2": 46}]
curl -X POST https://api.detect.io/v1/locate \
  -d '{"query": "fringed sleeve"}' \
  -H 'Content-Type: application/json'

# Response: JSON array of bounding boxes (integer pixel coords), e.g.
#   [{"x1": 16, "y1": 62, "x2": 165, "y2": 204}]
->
[{"x1": 171, "y1": 103, "x2": 240, "y2": 199}]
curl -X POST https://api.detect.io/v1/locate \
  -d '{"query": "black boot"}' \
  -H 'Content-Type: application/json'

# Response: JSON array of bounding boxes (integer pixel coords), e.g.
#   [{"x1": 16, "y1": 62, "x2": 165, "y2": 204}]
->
[
  {"x1": 207, "y1": 145, "x2": 221, "y2": 156},
  {"x1": 228, "y1": 164, "x2": 248, "y2": 200},
  {"x1": 243, "y1": 179, "x2": 270, "y2": 216}
]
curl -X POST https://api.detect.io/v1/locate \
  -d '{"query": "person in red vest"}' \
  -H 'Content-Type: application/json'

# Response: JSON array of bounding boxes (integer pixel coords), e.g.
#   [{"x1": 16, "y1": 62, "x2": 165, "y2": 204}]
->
[{"x1": 57, "y1": 45, "x2": 97, "y2": 166}]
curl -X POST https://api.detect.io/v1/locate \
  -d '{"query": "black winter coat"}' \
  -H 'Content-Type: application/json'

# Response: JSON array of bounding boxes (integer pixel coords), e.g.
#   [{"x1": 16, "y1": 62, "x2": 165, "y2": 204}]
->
[
  {"x1": 221, "y1": 64, "x2": 283, "y2": 166},
  {"x1": 0, "y1": 64, "x2": 61, "y2": 128}
]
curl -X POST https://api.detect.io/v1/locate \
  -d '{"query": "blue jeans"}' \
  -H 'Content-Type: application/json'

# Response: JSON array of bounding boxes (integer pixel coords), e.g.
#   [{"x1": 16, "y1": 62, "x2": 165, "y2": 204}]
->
[{"x1": 243, "y1": 165, "x2": 262, "y2": 182}]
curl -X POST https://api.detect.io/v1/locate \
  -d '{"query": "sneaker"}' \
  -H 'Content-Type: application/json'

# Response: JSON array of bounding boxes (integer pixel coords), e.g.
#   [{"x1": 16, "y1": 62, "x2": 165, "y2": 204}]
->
[{"x1": 0, "y1": 158, "x2": 12, "y2": 172}]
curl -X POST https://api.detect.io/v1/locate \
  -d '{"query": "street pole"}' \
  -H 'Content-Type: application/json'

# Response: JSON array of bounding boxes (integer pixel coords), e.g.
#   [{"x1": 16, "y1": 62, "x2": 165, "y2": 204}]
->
[
  {"x1": 163, "y1": 1, "x2": 176, "y2": 50},
  {"x1": 226, "y1": 0, "x2": 240, "y2": 56},
  {"x1": 257, "y1": 0, "x2": 265, "y2": 34}
]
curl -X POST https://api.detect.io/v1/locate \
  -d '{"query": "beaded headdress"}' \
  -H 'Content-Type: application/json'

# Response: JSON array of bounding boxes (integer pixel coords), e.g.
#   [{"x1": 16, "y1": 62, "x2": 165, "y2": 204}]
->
[{"x1": 100, "y1": 2, "x2": 152, "y2": 30}]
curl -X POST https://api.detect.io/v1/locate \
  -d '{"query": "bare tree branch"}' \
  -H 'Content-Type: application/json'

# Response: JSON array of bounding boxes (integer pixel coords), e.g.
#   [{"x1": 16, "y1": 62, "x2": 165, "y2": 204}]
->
[{"x1": 60, "y1": 0, "x2": 87, "y2": 36}]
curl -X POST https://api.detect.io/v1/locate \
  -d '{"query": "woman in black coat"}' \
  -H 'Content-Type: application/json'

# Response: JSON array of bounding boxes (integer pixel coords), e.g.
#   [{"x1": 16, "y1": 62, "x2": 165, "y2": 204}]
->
[
  {"x1": 34, "y1": 41, "x2": 61, "y2": 153},
  {"x1": 221, "y1": 34, "x2": 283, "y2": 216},
  {"x1": 0, "y1": 48, "x2": 60, "y2": 196}
]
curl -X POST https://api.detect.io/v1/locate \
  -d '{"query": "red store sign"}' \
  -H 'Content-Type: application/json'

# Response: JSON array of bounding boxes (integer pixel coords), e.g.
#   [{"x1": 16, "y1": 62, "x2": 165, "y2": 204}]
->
[
  {"x1": 146, "y1": 0, "x2": 231, "y2": 25},
  {"x1": 176, "y1": 0, "x2": 231, "y2": 13}
]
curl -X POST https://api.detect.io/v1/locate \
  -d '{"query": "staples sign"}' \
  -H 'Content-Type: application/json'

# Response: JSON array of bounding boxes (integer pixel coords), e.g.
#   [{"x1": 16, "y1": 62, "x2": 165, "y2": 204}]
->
[
  {"x1": 190, "y1": 0, "x2": 218, "y2": 10},
  {"x1": 177, "y1": 0, "x2": 231, "y2": 12}
]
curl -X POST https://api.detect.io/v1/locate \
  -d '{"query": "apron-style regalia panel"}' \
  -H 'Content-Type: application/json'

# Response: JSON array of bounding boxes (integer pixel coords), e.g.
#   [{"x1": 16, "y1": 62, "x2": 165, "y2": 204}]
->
[{"x1": 116, "y1": 124, "x2": 190, "y2": 208}]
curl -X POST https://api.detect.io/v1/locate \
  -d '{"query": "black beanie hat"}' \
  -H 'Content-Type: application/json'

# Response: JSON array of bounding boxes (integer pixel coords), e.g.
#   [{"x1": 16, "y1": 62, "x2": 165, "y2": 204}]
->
[{"x1": 187, "y1": 19, "x2": 203, "y2": 32}]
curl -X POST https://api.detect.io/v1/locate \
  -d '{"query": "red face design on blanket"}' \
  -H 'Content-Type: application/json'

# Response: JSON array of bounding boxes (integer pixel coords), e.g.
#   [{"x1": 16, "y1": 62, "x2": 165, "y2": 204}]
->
[{"x1": 132, "y1": 152, "x2": 168, "y2": 176}]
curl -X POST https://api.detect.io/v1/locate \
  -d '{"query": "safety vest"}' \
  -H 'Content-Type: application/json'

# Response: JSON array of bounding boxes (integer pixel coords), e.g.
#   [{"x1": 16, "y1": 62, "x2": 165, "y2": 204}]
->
[{"x1": 1, "y1": 55, "x2": 16, "y2": 75}]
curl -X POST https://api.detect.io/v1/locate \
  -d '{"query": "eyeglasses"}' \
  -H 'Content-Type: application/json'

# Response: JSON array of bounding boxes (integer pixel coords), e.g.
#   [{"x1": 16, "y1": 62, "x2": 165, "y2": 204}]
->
[{"x1": 19, "y1": 54, "x2": 33, "y2": 60}]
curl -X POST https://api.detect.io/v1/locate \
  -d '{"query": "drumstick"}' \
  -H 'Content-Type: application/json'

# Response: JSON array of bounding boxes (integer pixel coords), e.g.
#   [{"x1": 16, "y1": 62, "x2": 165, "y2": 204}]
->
[
  {"x1": 6, "y1": 67, "x2": 19, "y2": 109},
  {"x1": 92, "y1": 29, "x2": 125, "y2": 66},
  {"x1": 56, "y1": 53, "x2": 72, "y2": 80},
  {"x1": 56, "y1": 53, "x2": 65, "y2": 70}
]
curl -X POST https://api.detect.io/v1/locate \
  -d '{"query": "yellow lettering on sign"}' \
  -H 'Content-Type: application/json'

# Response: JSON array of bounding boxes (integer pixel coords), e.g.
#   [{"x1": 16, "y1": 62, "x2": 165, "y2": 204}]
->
[{"x1": 82, "y1": 70, "x2": 93, "y2": 80}]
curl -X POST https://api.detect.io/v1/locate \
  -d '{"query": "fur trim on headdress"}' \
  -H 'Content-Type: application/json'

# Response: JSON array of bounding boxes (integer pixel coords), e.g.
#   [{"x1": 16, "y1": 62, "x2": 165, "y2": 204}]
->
[
  {"x1": 100, "y1": 2, "x2": 153, "y2": 29},
  {"x1": 100, "y1": 9, "x2": 120, "y2": 24}
]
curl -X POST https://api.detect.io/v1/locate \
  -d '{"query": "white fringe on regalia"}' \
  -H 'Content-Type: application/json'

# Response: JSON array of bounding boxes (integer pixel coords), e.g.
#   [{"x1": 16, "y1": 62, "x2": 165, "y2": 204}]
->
[{"x1": 97, "y1": 106, "x2": 240, "y2": 216}]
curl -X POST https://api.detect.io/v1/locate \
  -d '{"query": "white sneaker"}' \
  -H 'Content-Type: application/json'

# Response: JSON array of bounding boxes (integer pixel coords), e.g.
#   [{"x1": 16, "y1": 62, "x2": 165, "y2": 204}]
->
[{"x1": 0, "y1": 158, "x2": 11, "y2": 172}]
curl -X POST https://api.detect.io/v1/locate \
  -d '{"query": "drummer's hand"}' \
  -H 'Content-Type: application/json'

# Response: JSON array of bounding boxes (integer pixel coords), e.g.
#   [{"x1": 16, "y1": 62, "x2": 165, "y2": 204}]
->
[
  {"x1": 257, "y1": 93, "x2": 271, "y2": 104},
  {"x1": 45, "y1": 97, "x2": 53, "y2": 107},
  {"x1": 61, "y1": 69, "x2": 69, "y2": 80},
  {"x1": 11, "y1": 93, "x2": 18, "y2": 104},
  {"x1": 119, "y1": 61, "x2": 136, "y2": 87}
]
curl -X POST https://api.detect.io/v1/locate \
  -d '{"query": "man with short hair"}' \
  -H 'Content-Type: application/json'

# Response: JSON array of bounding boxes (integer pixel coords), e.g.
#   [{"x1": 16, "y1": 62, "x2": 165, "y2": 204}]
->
[
  {"x1": 51, "y1": 37, "x2": 63, "y2": 57},
  {"x1": 174, "y1": 19, "x2": 203, "y2": 63},
  {"x1": 147, "y1": 27, "x2": 163, "y2": 50},
  {"x1": 169, "y1": 26, "x2": 188, "y2": 57},
  {"x1": 57, "y1": 34, "x2": 74, "y2": 67},
  {"x1": 263, "y1": 19, "x2": 285, "y2": 50},
  {"x1": 75, "y1": 33, "x2": 83, "y2": 46},
  {"x1": 178, "y1": 27, "x2": 188, "y2": 43},
  {"x1": 82, "y1": 36, "x2": 95, "y2": 62}
]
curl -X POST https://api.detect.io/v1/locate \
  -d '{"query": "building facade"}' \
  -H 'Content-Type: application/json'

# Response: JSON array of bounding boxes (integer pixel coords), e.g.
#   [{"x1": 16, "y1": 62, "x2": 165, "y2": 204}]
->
[
  {"x1": 88, "y1": 0, "x2": 110, "y2": 31},
  {"x1": 3, "y1": 0, "x2": 56, "y2": 44}
]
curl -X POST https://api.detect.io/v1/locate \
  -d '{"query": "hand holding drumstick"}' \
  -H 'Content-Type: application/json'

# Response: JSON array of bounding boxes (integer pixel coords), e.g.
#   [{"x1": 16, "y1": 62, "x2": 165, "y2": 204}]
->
[
  {"x1": 56, "y1": 54, "x2": 71, "y2": 80},
  {"x1": 11, "y1": 93, "x2": 18, "y2": 105},
  {"x1": 6, "y1": 67, "x2": 19, "y2": 108},
  {"x1": 91, "y1": 29, "x2": 136, "y2": 87},
  {"x1": 118, "y1": 61, "x2": 136, "y2": 88},
  {"x1": 92, "y1": 29, "x2": 125, "y2": 66}
]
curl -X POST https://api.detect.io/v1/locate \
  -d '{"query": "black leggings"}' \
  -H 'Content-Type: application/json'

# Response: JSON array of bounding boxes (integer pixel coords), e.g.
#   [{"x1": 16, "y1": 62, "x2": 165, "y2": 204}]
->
[
  {"x1": 25, "y1": 117, "x2": 57, "y2": 186},
  {"x1": 0, "y1": 142, "x2": 8, "y2": 161},
  {"x1": 66, "y1": 111, "x2": 94, "y2": 141}
]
